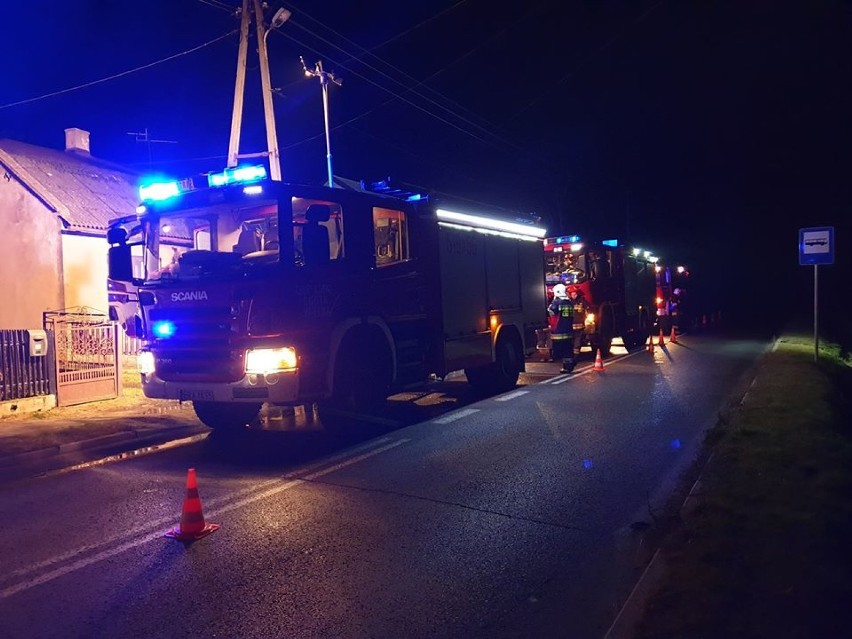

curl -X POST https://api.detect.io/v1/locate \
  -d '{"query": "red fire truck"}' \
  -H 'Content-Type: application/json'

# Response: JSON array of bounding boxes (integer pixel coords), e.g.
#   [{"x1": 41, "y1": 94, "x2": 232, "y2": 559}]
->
[
  {"x1": 654, "y1": 262, "x2": 690, "y2": 333},
  {"x1": 542, "y1": 236, "x2": 657, "y2": 355},
  {"x1": 107, "y1": 166, "x2": 548, "y2": 431}
]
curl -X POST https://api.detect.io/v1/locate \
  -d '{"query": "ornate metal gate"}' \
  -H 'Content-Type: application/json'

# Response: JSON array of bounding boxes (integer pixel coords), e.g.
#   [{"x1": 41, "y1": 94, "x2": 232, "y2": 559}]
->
[{"x1": 43, "y1": 308, "x2": 120, "y2": 407}]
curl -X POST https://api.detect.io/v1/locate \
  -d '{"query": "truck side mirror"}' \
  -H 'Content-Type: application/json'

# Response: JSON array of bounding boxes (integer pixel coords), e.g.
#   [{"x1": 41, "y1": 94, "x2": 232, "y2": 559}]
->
[
  {"x1": 108, "y1": 244, "x2": 134, "y2": 282},
  {"x1": 107, "y1": 226, "x2": 128, "y2": 245}
]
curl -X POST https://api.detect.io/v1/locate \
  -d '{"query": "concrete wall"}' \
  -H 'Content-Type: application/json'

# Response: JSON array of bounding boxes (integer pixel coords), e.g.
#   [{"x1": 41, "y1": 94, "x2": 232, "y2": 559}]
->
[{"x1": 0, "y1": 176, "x2": 64, "y2": 328}]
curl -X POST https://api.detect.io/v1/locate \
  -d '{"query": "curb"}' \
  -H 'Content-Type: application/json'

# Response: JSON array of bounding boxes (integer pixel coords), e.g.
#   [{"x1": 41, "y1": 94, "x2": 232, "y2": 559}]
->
[{"x1": 0, "y1": 424, "x2": 210, "y2": 479}]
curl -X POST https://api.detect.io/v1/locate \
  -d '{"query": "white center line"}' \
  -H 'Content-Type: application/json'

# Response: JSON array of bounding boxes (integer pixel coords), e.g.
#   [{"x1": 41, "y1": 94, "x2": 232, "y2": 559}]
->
[
  {"x1": 495, "y1": 390, "x2": 528, "y2": 402},
  {"x1": 433, "y1": 408, "x2": 480, "y2": 424}
]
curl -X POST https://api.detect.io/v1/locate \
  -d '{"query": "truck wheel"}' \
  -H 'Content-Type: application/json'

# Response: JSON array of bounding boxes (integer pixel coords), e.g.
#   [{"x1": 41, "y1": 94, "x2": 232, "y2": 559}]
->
[
  {"x1": 624, "y1": 312, "x2": 649, "y2": 351},
  {"x1": 465, "y1": 330, "x2": 522, "y2": 394},
  {"x1": 493, "y1": 331, "x2": 523, "y2": 391},
  {"x1": 318, "y1": 332, "x2": 391, "y2": 433},
  {"x1": 193, "y1": 401, "x2": 260, "y2": 431},
  {"x1": 598, "y1": 305, "x2": 614, "y2": 357}
]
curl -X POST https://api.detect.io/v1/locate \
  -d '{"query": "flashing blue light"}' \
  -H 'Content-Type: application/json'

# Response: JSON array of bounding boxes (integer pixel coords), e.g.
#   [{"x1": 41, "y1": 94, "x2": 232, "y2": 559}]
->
[
  {"x1": 552, "y1": 235, "x2": 580, "y2": 244},
  {"x1": 152, "y1": 320, "x2": 176, "y2": 338},
  {"x1": 139, "y1": 181, "x2": 181, "y2": 203},
  {"x1": 602, "y1": 239, "x2": 618, "y2": 247},
  {"x1": 208, "y1": 165, "x2": 267, "y2": 188}
]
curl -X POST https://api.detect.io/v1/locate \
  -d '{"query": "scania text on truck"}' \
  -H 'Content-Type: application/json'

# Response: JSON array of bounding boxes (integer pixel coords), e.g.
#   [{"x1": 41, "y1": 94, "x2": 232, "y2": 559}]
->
[
  {"x1": 543, "y1": 236, "x2": 657, "y2": 355},
  {"x1": 107, "y1": 166, "x2": 548, "y2": 431}
]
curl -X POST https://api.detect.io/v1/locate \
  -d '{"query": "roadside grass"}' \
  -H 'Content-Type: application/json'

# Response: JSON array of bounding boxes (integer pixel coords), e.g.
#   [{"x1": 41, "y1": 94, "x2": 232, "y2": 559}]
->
[{"x1": 635, "y1": 334, "x2": 852, "y2": 639}]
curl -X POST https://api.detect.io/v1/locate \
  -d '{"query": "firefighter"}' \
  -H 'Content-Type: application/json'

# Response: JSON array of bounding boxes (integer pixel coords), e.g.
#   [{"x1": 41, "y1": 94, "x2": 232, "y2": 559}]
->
[
  {"x1": 548, "y1": 283, "x2": 576, "y2": 373},
  {"x1": 567, "y1": 284, "x2": 589, "y2": 359}
]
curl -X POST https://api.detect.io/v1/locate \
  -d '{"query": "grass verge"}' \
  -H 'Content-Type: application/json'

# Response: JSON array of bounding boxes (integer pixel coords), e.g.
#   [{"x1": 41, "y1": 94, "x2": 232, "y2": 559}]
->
[{"x1": 635, "y1": 334, "x2": 852, "y2": 639}]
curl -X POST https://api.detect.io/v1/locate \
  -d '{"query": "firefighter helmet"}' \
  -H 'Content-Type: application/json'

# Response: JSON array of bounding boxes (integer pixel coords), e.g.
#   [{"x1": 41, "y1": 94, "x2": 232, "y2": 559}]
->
[{"x1": 552, "y1": 284, "x2": 567, "y2": 298}]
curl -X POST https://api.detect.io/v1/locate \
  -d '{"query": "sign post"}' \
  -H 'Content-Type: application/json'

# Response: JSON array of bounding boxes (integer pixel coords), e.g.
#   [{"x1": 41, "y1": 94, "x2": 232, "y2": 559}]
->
[{"x1": 798, "y1": 227, "x2": 835, "y2": 362}]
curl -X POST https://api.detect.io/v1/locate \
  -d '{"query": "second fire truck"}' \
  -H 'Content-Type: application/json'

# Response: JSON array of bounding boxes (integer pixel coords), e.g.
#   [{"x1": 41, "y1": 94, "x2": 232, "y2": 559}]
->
[{"x1": 543, "y1": 236, "x2": 657, "y2": 355}]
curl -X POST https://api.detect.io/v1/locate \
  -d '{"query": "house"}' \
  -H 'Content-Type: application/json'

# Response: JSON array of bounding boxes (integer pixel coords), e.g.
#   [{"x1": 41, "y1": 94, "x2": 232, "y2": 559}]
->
[{"x1": 0, "y1": 128, "x2": 139, "y2": 328}]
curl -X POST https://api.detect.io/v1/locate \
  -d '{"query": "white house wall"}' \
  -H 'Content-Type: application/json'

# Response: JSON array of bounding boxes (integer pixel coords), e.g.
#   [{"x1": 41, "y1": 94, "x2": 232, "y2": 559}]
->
[
  {"x1": 60, "y1": 233, "x2": 109, "y2": 315},
  {"x1": 0, "y1": 173, "x2": 64, "y2": 328}
]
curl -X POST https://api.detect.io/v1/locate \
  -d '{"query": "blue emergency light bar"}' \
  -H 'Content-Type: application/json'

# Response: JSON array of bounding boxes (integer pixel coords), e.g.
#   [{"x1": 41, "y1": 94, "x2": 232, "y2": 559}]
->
[
  {"x1": 602, "y1": 239, "x2": 618, "y2": 247},
  {"x1": 207, "y1": 165, "x2": 267, "y2": 188},
  {"x1": 546, "y1": 235, "x2": 581, "y2": 245},
  {"x1": 138, "y1": 164, "x2": 268, "y2": 204},
  {"x1": 139, "y1": 181, "x2": 181, "y2": 203}
]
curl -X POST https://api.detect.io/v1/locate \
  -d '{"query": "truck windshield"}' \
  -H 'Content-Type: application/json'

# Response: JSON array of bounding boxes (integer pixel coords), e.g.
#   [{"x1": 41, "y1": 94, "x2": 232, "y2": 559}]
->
[
  {"x1": 143, "y1": 202, "x2": 280, "y2": 282},
  {"x1": 545, "y1": 250, "x2": 587, "y2": 285},
  {"x1": 140, "y1": 196, "x2": 345, "y2": 282}
]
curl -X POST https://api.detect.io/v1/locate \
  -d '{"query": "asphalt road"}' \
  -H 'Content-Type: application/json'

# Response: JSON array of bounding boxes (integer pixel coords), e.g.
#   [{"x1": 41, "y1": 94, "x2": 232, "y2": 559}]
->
[{"x1": 0, "y1": 333, "x2": 765, "y2": 639}]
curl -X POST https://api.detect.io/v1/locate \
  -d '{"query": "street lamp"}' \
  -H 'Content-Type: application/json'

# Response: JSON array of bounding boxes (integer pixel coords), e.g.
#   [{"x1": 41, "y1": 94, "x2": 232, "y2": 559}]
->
[
  {"x1": 300, "y1": 57, "x2": 342, "y2": 188},
  {"x1": 266, "y1": 8, "x2": 291, "y2": 43}
]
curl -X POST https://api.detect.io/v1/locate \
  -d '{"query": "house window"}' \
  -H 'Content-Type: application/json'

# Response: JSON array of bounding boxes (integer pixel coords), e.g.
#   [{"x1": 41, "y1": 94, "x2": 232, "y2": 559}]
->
[{"x1": 373, "y1": 207, "x2": 409, "y2": 267}]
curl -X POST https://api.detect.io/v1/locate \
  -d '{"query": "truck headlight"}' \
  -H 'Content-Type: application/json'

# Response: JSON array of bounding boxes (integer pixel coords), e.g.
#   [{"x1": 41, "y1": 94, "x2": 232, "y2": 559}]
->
[
  {"x1": 584, "y1": 313, "x2": 596, "y2": 327},
  {"x1": 138, "y1": 351, "x2": 156, "y2": 375},
  {"x1": 245, "y1": 347, "x2": 297, "y2": 374}
]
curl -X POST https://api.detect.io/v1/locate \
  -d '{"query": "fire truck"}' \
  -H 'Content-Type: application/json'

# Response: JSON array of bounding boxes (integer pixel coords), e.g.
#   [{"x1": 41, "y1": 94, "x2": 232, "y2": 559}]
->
[
  {"x1": 654, "y1": 262, "x2": 690, "y2": 333},
  {"x1": 106, "y1": 166, "x2": 548, "y2": 431},
  {"x1": 542, "y1": 236, "x2": 657, "y2": 355}
]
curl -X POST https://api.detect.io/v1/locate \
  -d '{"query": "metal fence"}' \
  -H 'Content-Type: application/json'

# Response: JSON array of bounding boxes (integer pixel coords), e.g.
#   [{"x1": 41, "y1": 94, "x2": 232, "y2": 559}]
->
[
  {"x1": 0, "y1": 329, "x2": 51, "y2": 401},
  {"x1": 44, "y1": 308, "x2": 120, "y2": 407}
]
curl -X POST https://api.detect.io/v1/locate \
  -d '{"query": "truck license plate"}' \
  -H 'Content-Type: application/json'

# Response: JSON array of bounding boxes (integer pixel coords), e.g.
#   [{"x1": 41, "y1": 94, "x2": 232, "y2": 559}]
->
[{"x1": 179, "y1": 389, "x2": 214, "y2": 401}]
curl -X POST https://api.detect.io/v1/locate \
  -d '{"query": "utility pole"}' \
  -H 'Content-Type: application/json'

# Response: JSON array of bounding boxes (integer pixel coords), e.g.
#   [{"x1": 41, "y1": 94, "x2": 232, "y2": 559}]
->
[
  {"x1": 227, "y1": 0, "x2": 290, "y2": 181},
  {"x1": 300, "y1": 57, "x2": 342, "y2": 187}
]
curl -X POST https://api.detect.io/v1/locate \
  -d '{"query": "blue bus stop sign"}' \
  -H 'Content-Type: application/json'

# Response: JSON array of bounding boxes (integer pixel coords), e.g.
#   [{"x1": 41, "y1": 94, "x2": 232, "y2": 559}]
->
[{"x1": 799, "y1": 226, "x2": 835, "y2": 265}]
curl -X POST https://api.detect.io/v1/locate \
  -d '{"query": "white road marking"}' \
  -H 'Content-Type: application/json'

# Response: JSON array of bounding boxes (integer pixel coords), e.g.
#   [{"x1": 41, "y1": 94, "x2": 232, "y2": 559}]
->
[
  {"x1": 432, "y1": 408, "x2": 480, "y2": 424},
  {"x1": 0, "y1": 438, "x2": 408, "y2": 600},
  {"x1": 495, "y1": 390, "x2": 528, "y2": 402}
]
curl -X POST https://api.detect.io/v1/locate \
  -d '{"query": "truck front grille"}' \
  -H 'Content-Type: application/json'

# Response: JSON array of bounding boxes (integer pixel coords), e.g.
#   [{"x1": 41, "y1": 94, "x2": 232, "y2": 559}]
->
[{"x1": 147, "y1": 307, "x2": 245, "y2": 383}]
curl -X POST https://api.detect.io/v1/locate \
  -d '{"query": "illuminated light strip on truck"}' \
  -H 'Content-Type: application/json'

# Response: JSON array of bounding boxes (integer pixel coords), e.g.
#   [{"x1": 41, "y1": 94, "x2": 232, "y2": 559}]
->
[
  {"x1": 438, "y1": 221, "x2": 543, "y2": 242},
  {"x1": 436, "y1": 209, "x2": 546, "y2": 239}
]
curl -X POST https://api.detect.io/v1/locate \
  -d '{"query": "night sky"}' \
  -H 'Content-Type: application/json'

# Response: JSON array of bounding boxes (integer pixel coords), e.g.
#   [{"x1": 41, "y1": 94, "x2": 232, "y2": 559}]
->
[{"x1": 3, "y1": 1, "x2": 850, "y2": 336}]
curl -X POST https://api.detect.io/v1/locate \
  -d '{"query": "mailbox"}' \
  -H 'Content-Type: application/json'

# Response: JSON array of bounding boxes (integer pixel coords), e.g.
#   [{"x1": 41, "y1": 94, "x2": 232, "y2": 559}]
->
[{"x1": 28, "y1": 329, "x2": 48, "y2": 357}]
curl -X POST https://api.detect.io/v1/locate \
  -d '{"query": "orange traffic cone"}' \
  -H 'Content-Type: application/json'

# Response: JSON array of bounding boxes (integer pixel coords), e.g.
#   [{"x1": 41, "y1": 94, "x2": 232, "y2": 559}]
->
[
  {"x1": 165, "y1": 468, "x2": 220, "y2": 542},
  {"x1": 658, "y1": 328, "x2": 665, "y2": 346},
  {"x1": 647, "y1": 333, "x2": 655, "y2": 353},
  {"x1": 594, "y1": 349, "x2": 604, "y2": 372},
  {"x1": 670, "y1": 326, "x2": 678, "y2": 344}
]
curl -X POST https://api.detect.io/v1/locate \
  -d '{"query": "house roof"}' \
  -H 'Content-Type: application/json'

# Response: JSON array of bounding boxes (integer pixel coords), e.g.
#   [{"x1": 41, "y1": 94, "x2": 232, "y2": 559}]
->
[{"x1": 0, "y1": 138, "x2": 140, "y2": 233}]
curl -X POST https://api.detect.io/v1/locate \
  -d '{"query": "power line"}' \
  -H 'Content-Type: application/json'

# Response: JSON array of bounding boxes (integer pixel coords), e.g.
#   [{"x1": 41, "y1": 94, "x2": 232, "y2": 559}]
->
[
  {"x1": 273, "y1": 28, "x2": 508, "y2": 153},
  {"x1": 284, "y1": 0, "x2": 491, "y2": 131},
  {"x1": 196, "y1": 0, "x2": 237, "y2": 13},
  {"x1": 0, "y1": 30, "x2": 238, "y2": 111},
  {"x1": 282, "y1": 15, "x2": 516, "y2": 152}
]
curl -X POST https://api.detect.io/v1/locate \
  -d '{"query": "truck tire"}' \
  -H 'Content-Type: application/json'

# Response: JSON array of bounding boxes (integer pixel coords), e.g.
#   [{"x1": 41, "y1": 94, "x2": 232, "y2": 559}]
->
[
  {"x1": 318, "y1": 330, "x2": 392, "y2": 433},
  {"x1": 623, "y1": 311, "x2": 649, "y2": 351},
  {"x1": 193, "y1": 401, "x2": 260, "y2": 431},
  {"x1": 465, "y1": 330, "x2": 522, "y2": 395},
  {"x1": 598, "y1": 304, "x2": 615, "y2": 357}
]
